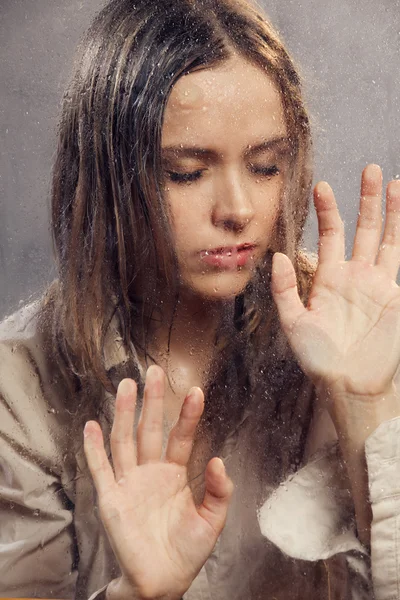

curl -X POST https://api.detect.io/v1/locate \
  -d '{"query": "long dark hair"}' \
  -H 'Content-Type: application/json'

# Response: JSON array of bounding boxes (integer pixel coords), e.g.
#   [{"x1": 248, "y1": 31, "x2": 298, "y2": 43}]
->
[{"x1": 49, "y1": 0, "x2": 315, "y2": 483}]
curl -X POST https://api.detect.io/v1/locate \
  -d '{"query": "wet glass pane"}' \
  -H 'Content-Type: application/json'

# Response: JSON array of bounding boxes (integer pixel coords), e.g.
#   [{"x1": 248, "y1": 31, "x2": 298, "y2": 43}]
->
[{"x1": 1, "y1": 0, "x2": 399, "y2": 598}]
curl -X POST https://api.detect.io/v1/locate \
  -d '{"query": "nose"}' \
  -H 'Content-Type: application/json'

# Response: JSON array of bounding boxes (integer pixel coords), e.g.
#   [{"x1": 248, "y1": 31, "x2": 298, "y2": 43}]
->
[{"x1": 211, "y1": 170, "x2": 255, "y2": 233}]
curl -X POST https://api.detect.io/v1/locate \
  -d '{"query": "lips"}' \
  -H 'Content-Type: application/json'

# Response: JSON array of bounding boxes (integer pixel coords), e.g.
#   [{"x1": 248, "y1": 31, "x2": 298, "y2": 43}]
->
[
  {"x1": 199, "y1": 243, "x2": 257, "y2": 268},
  {"x1": 200, "y1": 243, "x2": 256, "y2": 258}
]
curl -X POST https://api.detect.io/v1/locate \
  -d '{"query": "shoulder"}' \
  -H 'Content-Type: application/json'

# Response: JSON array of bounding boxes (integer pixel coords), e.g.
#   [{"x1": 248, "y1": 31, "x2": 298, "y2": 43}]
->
[
  {"x1": 0, "y1": 302, "x2": 82, "y2": 515},
  {"x1": 0, "y1": 286, "x2": 70, "y2": 390},
  {"x1": 0, "y1": 299, "x2": 51, "y2": 384},
  {"x1": 0, "y1": 298, "x2": 74, "y2": 451},
  {"x1": 0, "y1": 300, "x2": 42, "y2": 344},
  {"x1": 0, "y1": 300, "x2": 44, "y2": 376}
]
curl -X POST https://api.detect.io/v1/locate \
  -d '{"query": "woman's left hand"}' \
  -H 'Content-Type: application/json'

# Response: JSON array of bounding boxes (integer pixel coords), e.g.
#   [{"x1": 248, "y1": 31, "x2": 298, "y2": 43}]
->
[{"x1": 272, "y1": 164, "x2": 400, "y2": 431}]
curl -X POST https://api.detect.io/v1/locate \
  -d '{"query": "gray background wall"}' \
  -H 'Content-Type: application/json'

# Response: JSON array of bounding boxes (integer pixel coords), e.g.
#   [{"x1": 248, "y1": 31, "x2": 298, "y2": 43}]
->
[{"x1": 1, "y1": 0, "x2": 399, "y2": 319}]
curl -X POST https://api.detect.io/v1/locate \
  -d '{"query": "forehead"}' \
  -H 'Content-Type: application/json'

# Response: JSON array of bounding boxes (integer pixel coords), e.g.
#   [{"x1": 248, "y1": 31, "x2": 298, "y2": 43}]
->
[{"x1": 162, "y1": 55, "x2": 287, "y2": 148}]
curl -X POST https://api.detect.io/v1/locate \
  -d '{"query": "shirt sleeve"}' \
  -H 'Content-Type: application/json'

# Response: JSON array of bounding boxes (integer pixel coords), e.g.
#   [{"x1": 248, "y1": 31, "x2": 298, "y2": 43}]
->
[
  {"x1": 258, "y1": 440, "x2": 372, "y2": 598},
  {"x1": 365, "y1": 416, "x2": 400, "y2": 600},
  {"x1": 0, "y1": 339, "x2": 79, "y2": 598},
  {"x1": 88, "y1": 584, "x2": 109, "y2": 600}
]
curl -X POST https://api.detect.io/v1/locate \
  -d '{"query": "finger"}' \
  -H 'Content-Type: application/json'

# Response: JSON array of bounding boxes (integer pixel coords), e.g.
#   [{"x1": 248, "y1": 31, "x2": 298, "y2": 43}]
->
[
  {"x1": 376, "y1": 180, "x2": 400, "y2": 279},
  {"x1": 197, "y1": 458, "x2": 233, "y2": 536},
  {"x1": 271, "y1": 252, "x2": 306, "y2": 335},
  {"x1": 314, "y1": 181, "x2": 345, "y2": 264},
  {"x1": 110, "y1": 379, "x2": 137, "y2": 482},
  {"x1": 137, "y1": 365, "x2": 165, "y2": 464},
  {"x1": 352, "y1": 164, "x2": 383, "y2": 263},
  {"x1": 165, "y1": 387, "x2": 204, "y2": 467},
  {"x1": 84, "y1": 421, "x2": 116, "y2": 497}
]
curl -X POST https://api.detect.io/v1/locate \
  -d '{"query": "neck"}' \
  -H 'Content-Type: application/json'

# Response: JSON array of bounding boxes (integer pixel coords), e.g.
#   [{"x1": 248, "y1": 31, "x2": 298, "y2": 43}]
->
[{"x1": 138, "y1": 286, "x2": 232, "y2": 357}]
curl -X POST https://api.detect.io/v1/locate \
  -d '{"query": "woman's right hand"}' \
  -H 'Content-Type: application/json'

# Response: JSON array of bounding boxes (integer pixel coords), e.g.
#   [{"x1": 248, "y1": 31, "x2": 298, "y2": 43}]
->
[{"x1": 83, "y1": 365, "x2": 233, "y2": 600}]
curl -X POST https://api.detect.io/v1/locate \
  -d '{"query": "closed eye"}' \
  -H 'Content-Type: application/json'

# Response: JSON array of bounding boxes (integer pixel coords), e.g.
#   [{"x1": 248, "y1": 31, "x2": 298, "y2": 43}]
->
[
  {"x1": 165, "y1": 164, "x2": 279, "y2": 184},
  {"x1": 249, "y1": 164, "x2": 280, "y2": 178},
  {"x1": 166, "y1": 170, "x2": 204, "y2": 184}
]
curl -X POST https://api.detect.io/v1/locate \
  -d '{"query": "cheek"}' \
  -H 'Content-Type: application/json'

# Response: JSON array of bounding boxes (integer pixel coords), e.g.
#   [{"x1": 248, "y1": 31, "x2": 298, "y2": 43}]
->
[
  {"x1": 165, "y1": 188, "x2": 208, "y2": 251},
  {"x1": 253, "y1": 180, "x2": 283, "y2": 230},
  {"x1": 169, "y1": 196, "x2": 205, "y2": 225}
]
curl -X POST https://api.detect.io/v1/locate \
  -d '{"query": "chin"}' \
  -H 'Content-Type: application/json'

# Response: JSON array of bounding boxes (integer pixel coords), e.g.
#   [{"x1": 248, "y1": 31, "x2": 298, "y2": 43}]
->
[{"x1": 185, "y1": 270, "x2": 253, "y2": 301}]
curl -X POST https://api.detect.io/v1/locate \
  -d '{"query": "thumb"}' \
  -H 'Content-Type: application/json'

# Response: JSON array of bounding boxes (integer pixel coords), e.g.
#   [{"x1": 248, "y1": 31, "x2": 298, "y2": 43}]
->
[
  {"x1": 197, "y1": 457, "x2": 233, "y2": 537},
  {"x1": 271, "y1": 252, "x2": 305, "y2": 335}
]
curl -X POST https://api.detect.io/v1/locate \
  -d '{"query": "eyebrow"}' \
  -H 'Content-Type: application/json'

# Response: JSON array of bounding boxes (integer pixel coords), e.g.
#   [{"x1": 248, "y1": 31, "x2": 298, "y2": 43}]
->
[{"x1": 161, "y1": 136, "x2": 291, "y2": 162}]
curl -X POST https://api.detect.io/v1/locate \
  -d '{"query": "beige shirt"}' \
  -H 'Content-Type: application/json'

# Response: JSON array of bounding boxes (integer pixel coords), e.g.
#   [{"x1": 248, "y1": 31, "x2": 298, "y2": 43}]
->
[{"x1": 0, "y1": 302, "x2": 399, "y2": 599}]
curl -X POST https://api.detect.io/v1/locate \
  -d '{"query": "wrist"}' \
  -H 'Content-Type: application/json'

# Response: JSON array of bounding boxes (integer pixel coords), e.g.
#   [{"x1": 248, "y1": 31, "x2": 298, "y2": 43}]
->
[
  {"x1": 317, "y1": 386, "x2": 400, "y2": 449},
  {"x1": 106, "y1": 578, "x2": 143, "y2": 600},
  {"x1": 106, "y1": 577, "x2": 183, "y2": 600}
]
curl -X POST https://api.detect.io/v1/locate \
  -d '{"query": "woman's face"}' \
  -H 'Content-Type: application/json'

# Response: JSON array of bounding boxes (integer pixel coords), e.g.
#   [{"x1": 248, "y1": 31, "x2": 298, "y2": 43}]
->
[{"x1": 161, "y1": 54, "x2": 290, "y2": 300}]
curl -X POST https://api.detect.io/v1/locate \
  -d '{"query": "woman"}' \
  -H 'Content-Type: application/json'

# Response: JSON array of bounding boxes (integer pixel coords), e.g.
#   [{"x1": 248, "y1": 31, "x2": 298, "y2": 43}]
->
[{"x1": 1, "y1": 0, "x2": 400, "y2": 598}]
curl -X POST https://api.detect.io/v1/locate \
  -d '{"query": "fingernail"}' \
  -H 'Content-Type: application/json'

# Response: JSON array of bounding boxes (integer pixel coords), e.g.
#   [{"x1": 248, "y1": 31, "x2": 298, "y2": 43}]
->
[
  {"x1": 146, "y1": 364, "x2": 163, "y2": 382},
  {"x1": 217, "y1": 457, "x2": 226, "y2": 474},
  {"x1": 186, "y1": 386, "x2": 199, "y2": 400},
  {"x1": 388, "y1": 180, "x2": 400, "y2": 198},
  {"x1": 83, "y1": 421, "x2": 92, "y2": 438},
  {"x1": 315, "y1": 181, "x2": 332, "y2": 196},
  {"x1": 117, "y1": 379, "x2": 135, "y2": 396},
  {"x1": 184, "y1": 388, "x2": 203, "y2": 414},
  {"x1": 272, "y1": 254, "x2": 280, "y2": 274},
  {"x1": 365, "y1": 163, "x2": 382, "y2": 177},
  {"x1": 272, "y1": 252, "x2": 288, "y2": 274}
]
